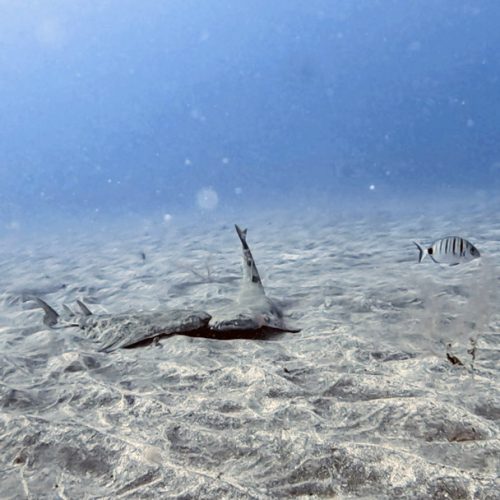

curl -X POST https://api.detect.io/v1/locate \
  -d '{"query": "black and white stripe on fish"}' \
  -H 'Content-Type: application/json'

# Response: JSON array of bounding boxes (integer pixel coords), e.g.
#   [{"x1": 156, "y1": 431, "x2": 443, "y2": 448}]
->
[{"x1": 413, "y1": 236, "x2": 480, "y2": 265}]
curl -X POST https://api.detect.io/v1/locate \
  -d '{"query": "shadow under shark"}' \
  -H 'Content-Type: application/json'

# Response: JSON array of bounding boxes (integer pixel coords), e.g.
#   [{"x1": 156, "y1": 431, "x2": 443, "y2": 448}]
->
[{"x1": 33, "y1": 224, "x2": 300, "y2": 352}]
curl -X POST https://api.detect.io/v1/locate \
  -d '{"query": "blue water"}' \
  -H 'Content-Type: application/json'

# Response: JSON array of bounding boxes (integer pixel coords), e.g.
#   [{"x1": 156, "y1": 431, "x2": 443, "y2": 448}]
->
[{"x1": 1, "y1": 0, "x2": 499, "y2": 226}]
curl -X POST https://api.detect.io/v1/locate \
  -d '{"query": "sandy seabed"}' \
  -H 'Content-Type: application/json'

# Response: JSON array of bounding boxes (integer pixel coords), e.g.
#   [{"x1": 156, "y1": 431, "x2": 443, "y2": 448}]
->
[{"x1": 0, "y1": 203, "x2": 499, "y2": 499}]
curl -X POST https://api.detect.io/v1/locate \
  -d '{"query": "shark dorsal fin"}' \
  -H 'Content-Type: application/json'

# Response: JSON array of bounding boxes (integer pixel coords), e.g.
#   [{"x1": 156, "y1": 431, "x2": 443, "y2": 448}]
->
[
  {"x1": 34, "y1": 297, "x2": 59, "y2": 327},
  {"x1": 76, "y1": 299, "x2": 93, "y2": 316},
  {"x1": 62, "y1": 304, "x2": 75, "y2": 317}
]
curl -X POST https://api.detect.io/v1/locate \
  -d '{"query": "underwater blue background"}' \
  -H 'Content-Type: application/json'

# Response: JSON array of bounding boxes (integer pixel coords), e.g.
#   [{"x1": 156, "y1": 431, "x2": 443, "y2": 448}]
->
[{"x1": 1, "y1": 0, "x2": 499, "y2": 223}]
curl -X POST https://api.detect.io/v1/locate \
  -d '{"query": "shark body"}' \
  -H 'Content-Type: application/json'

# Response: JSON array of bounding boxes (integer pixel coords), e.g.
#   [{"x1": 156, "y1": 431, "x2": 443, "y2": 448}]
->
[{"x1": 33, "y1": 224, "x2": 299, "y2": 351}]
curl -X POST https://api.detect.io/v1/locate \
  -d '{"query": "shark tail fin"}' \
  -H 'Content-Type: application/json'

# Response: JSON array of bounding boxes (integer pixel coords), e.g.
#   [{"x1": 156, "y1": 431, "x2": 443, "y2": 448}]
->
[
  {"x1": 76, "y1": 299, "x2": 93, "y2": 316},
  {"x1": 413, "y1": 241, "x2": 427, "y2": 263},
  {"x1": 34, "y1": 297, "x2": 59, "y2": 327}
]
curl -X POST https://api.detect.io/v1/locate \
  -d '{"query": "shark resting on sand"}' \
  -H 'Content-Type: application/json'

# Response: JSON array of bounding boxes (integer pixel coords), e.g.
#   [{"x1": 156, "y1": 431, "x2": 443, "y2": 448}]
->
[{"x1": 33, "y1": 224, "x2": 299, "y2": 352}]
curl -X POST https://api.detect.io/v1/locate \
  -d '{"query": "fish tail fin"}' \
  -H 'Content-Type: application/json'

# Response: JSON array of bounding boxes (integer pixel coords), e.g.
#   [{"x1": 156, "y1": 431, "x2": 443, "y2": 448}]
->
[
  {"x1": 413, "y1": 241, "x2": 426, "y2": 263},
  {"x1": 235, "y1": 224, "x2": 249, "y2": 249},
  {"x1": 234, "y1": 224, "x2": 264, "y2": 289},
  {"x1": 33, "y1": 297, "x2": 59, "y2": 327}
]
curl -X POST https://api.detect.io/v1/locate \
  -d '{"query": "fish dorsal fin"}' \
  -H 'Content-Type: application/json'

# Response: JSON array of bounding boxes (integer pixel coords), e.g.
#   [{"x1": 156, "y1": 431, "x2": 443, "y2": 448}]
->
[
  {"x1": 34, "y1": 297, "x2": 59, "y2": 327},
  {"x1": 76, "y1": 299, "x2": 93, "y2": 316}
]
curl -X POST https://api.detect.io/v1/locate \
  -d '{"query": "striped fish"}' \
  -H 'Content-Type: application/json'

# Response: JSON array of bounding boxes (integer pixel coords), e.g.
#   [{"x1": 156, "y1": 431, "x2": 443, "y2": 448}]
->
[{"x1": 413, "y1": 236, "x2": 480, "y2": 265}]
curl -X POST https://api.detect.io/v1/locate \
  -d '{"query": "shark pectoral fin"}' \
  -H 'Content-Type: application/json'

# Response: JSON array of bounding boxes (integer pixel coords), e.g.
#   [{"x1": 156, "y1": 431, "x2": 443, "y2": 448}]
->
[
  {"x1": 272, "y1": 325, "x2": 301, "y2": 333},
  {"x1": 33, "y1": 297, "x2": 59, "y2": 327},
  {"x1": 261, "y1": 313, "x2": 300, "y2": 333},
  {"x1": 284, "y1": 326, "x2": 301, "y2": 333}
]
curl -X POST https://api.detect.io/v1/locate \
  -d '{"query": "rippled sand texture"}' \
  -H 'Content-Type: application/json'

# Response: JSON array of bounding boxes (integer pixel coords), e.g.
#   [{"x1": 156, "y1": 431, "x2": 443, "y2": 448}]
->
[{"x1": 1, "y1": 207, "x2": 499, "y2": 498}]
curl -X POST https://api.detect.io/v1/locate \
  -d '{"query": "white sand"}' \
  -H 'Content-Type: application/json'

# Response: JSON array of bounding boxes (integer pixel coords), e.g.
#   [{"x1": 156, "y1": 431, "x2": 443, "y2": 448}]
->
[{"x1": 0, "y1": 204, "x2": 499, "y2": 498}]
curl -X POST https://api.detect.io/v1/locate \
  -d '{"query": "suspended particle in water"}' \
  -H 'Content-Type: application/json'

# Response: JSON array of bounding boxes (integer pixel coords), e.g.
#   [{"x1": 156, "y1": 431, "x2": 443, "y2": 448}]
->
[
  {"x1": 163, "y1": 213, "x2": 172, "y2": 223},
  {"x1": 199, "y1": 30, "x2": 210, "y2": 42},
  {"x1": 408, "y1": 40, "x2": 421, "y2": 52},
  {"x1": 234, "y1": 187, "x2": 242, "y2": 195},
  {"x1": 197, "y1": 187, "x2": 219, "y2": 210},
  {"x1": 369, "y1": 184, "x2": 376, "y2": 191},
  {"x1": 35, "y1": 18, "x2": 66, "y2": 49}
]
